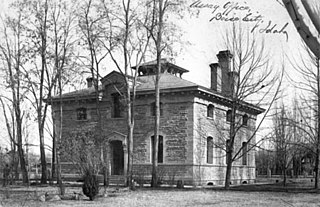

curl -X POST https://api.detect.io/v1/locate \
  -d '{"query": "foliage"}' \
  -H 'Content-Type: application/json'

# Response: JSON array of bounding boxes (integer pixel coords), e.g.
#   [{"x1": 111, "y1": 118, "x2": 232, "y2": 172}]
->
[
  {"x1": 61, "y1": 127, "x2": 102, "y2": 174},
  {"x1": 82, "y1": 169, "x2": 99, "y2": 201}
]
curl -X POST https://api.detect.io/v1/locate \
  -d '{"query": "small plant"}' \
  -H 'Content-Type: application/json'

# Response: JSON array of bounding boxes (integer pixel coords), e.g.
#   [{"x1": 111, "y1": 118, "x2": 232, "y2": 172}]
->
[
  {"x1": 82, "y1": 170, "x2": 99, "y2": 201},
  {"x1": 132, "y1": 168, "x2": 147, "y2": 188}
]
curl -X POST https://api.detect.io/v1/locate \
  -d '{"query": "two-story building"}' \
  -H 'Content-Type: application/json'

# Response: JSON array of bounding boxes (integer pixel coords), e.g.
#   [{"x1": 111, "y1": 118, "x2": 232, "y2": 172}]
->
[{"x1": 49, "y1": 50, "x2": 264, "y2": 186}]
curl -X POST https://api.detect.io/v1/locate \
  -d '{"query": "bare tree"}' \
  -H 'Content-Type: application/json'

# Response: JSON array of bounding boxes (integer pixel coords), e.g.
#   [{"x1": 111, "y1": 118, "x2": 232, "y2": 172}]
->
[
  {"x1": 98, "y1": 0, "x2": 155, "y2": 188},
  {"x1": 13, "y1": 0, "x2": 52, "y2": 184},
  {"x1": 49, "y1": 0, "x2": 78, "y2": 194},
  {"x1": 271, "y1": 103, "x2": 296, "y2": 186},
  {"x1": 144, "y1": 0, "x2": 187, "y2": 188},
  {"x1": 0, "y1": 97, "x2": 21, "y2": 180},
  {"x1": 11, "y1": 0, "x2": 78, "y2": 185},
  {"x1": 77, "y1": 0, "x2": 110, "y2": 187},
  {"x1": 0, "y1": 6, "x2": 29, "y2": 184},
  {"x1": 218, "y1": 24, "x2": 282, "y2": 189},
  {"x1": 287, "y1": 43, "x2": 320, "y2": 189}
]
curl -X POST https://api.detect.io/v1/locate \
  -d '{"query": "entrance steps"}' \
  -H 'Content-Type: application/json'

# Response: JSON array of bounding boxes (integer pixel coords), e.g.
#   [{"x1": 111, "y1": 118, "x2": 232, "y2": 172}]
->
[{"x1": 109, "y1": 175, "x2": 127, "y2": 186}]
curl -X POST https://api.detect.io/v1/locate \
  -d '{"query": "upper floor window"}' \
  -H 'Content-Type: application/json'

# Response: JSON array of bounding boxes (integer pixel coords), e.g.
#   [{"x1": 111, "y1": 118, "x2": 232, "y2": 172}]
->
[
  {"x1": 207, "y1": 104, "x2": 214, "y2": 118},
  {"x1": 151, "y1": 102, "x2": 163, "y2": 116},
  {"x1": 112, "y1": 93, "x2": 122, "y2": 118},
  {"x1": 242, "y1": 114, "x2": 249, "y2": 126},
  {"x1": 77, "y1": 108, "x2": 87, "y2": 120},
  {"x1": 226, "y1": 110, "x2": 232, "y2": 122},
  {"x1": 242, "y1": 142, "x2": 248, "y2": 165},
  {"x1": 151, "y1": 135, "x2": 163, "y2": 163},
  {"x1": 207, "y1": 137, "x2": 213, "y2": 164}
]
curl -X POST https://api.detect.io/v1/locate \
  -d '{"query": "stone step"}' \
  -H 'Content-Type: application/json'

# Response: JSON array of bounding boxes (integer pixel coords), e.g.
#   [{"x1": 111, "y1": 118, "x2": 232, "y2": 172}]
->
[{"x1": 108, "y1": 175, "x2": 127, "y2": 186}]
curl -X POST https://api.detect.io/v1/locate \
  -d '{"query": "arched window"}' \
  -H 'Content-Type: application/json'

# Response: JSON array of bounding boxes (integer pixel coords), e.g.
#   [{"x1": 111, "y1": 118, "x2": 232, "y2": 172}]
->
[
  {"x1": 207, "y1": 104, "x2": 214, "y2": 118},
  {"x1": 151, "y1": 102, "x2": 163, "y2": 116},
  {"x1": 207, "y1": 137, "x2": 213, "y2": 164},
  {"x1": 242, "y1": 114, "x2": 249, "y2": 126},
  {"x1": 151, "y1": 135, "x2": 163, "y2": 163},
  {"x1": 76, "y1": 108, "x2": 87, "y2": 120},
  {"x1": 226, "y1": 110, "x2": 232, "y2": 122},
  {"x1": 242, "y1": 142, "x2": 248, "y2": 165},
  {"x1": 112, "y1": 93, "x2": 122, "y2": 118}
]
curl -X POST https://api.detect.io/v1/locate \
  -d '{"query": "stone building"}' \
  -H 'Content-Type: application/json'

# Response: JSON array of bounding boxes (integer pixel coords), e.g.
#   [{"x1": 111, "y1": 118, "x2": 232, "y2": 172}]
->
[{"x1": 49, "y1": 50, "x2": 264, "y2": 185}]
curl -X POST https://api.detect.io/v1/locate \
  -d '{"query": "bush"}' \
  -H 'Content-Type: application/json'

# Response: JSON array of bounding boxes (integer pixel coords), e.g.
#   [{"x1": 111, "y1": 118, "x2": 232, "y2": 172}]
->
[{"x1": 82, "y1": 171, "x2": 99, "y2": 201}]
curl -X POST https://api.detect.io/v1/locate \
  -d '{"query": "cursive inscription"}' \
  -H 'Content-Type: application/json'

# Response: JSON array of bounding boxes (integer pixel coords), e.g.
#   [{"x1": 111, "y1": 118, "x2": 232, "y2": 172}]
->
[
  {"x1": 251, "y1": 20, "x2": 289, "y2": 41},
  {"x1": 190, "y1": 1, "x2": 262, "y2": 22},
  {"x1": 190, "y1": 0, "x2": 289, "y2": 41}
]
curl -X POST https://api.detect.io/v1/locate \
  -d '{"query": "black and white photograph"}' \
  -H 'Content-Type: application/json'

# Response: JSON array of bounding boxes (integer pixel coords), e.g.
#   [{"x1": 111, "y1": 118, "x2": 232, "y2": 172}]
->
[{"x1": 0, "y1": 0, "x2": 320, "y2": 206}]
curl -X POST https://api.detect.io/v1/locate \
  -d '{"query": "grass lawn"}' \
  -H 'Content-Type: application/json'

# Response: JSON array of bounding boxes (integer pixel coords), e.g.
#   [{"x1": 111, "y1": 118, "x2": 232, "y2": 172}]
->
[{"x1": 1, "y1": 181, "x2": 320, "y2": 207}]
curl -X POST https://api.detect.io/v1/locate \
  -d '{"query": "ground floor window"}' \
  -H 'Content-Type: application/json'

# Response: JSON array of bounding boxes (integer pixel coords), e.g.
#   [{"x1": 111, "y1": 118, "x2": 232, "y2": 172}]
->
[
  {"x1": 242, "y1": 142, "x2": 248, "y2": 165},
  {"x1": 151, "y1": 135, "x2": 163, "y2": 163},
  {"x1": 207, "y1": 137, "x2": 213, "y2": 164}
]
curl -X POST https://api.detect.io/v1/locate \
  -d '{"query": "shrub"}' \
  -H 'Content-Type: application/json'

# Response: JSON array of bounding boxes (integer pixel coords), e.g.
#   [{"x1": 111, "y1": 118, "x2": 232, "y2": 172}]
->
[{"x1": 82, "y1": 170, "x2": 99, "y2": 201}]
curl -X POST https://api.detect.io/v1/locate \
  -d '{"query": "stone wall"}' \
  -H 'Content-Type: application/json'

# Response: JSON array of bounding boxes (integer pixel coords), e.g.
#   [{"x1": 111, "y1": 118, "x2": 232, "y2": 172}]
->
[
  {"x1": 52, "y1": 77, "x2": 259, "y2": 185},
  {"x1": 102, "y1": 91, "x2": 195, "y2": 165},
  {"x1": 192, "y1": 95, "x2": 257, "y2": 185}
]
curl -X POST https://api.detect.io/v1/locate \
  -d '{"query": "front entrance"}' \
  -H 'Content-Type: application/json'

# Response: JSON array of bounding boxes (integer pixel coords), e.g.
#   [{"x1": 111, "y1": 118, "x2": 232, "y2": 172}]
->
[{"x1": 110, "y1": 140, "x2": 124, "y2": 175}]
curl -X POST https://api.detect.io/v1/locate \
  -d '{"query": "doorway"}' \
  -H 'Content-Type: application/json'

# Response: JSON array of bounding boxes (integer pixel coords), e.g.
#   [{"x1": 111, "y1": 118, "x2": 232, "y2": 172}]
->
[{"x1": 110, "y1": 140, "x2": 124, "y2": 175}]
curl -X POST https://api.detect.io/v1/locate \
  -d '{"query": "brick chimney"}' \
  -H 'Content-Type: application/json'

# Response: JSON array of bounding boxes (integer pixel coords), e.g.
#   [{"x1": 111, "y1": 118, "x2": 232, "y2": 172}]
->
[
  {"x1": 209, "y1": 63, "x2": 222, "y2": 92},
  {"x1": 210, "y1": 50, "x2": 238, "y2": 96},
  {"x1": 86, "y1": 77, "x2": 97, "y2": 88}
]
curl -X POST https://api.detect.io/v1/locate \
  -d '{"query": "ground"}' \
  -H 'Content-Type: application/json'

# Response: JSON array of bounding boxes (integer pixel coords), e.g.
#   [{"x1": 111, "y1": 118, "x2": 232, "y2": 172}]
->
[{"x1": 1, "y1": 180, "x2": 320, "y2": 207}]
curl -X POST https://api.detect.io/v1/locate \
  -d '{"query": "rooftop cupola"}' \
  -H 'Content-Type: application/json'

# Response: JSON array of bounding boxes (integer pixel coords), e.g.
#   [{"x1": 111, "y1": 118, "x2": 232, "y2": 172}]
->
[{"x1": 132, "y1": 58, "x2": 189, "y2": 78}]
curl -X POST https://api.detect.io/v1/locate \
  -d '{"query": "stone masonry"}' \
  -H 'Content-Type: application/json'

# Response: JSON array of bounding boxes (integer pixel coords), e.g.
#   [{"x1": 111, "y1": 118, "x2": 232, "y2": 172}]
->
[{"x1": 49, "y1": 50, "x2": 264, "y2": 186}]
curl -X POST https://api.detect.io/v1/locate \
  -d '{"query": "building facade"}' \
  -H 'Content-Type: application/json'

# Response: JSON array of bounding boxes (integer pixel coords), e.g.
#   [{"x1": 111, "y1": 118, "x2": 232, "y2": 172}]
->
[{"x1": 50, "y1": 50, "x2": 264, "y2": 185}]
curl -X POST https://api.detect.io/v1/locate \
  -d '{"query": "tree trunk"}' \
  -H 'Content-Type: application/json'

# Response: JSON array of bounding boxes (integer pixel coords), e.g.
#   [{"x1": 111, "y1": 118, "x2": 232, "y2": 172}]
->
[
  {"x1": 151, "y1": 74, "x2": 160, "y2": 188},
  {"x1": 52, "y1": 119, "x2": 56, "y2": 182},
  {"x1": 39, "y1": 129, "x2": 47, "y2": 184},
  {"x1": 316, "y1": 57, "x2": 320, "y2": 189},
  {"x1": 17, "y1": 123, "x2": 28, "y2": 184},
  {"x1": 225, "y1": 97, "x2": 237, "y2": 189},
  {"x1": 57, "y1": 72, "x2": 64, "y2": 195},
  {"x1": 126, "y1": 77, "x2": 134, "y2": 187},
  {"x1": 151, "y1": 0, "x2": 164, "y2": 189},
  {"x1": 283, "y1": 167, "x2": 287, "y2": 187},
  {"x1": 315, "y1": 147, "x2": 319, "y2": 189},
  {"x1": 127, "y1": 122, "x2": 134, "y2": 187},
  {"x1": 224, "y1": 150, "x2": 233, "y2": 189}
]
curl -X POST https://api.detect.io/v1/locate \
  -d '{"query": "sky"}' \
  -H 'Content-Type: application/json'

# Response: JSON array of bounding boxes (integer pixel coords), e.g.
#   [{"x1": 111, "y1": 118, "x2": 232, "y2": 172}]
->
[
  {"x1": 178, "y1": 0, "x2": 301, "y2": 88},
  {"x1": 0, "y1": 0, "x2": 308, "y2": 152}
]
